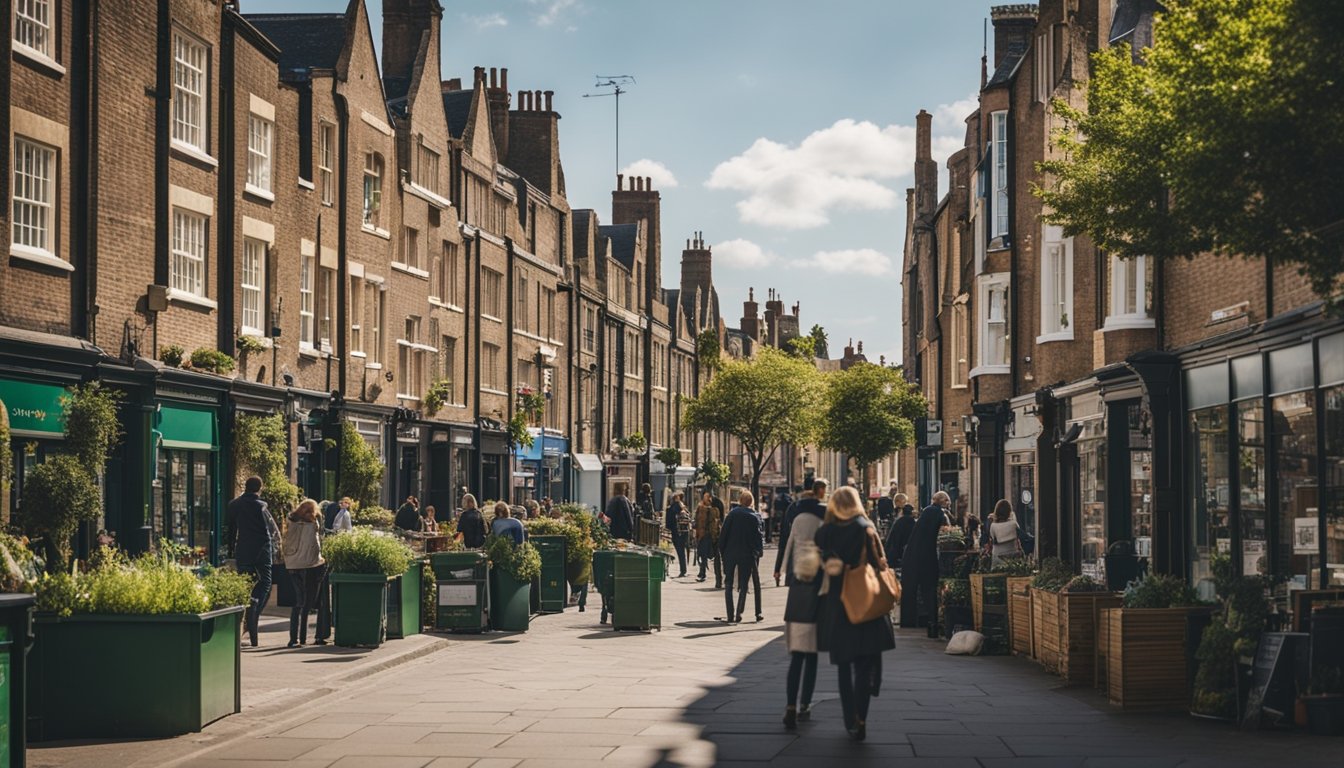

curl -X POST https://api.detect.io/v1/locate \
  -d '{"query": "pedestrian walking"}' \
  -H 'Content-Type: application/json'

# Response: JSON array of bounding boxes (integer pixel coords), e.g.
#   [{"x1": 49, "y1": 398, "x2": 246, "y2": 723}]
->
[
  {"x1": 490, "y1": 500, "x2": 526, "y2": 544},
  {"x1": 637, "y1": 483, "x2": 656, "y2": 519},
  {"x1": 282, "y1": 499, "x2": 325, "y2": 648},
  {"x1": 815, "y1": 486, "x2": 896, "y2": 741},
  {"x1": 883, "y1": 493, "x2": 915, "y2": 567},
  {"x1": 776, "y1": 478, "x2": 826, "y2": 730},
  {"x1": 985, "y1": 499, "x2": 1025, "y2": 567},
  {"x1": 603, "y1": 484, "x2": 636, "y2": 541},
  {"x1": 327, "y1": 497, "x2": 354, "y2": 532},
  {"x1": 394, "y1": 496, "x2": 420, "y2": 531},
  {"x1": 456, "y1": 494, "x2": 487, "y2": 548},
  {"x1": 719, "y1": 490, "x2": 763, "y2": 623},
  {"x1": 665, "y1": 491, "x2": 690, "y2": 577},
  {"x1": 693, "y1": 491, "x2": 724, "y2": 586},
  {"x1": 227, "y1": 475, "x2": 279, "y2": 647},
  {"x1": 900, "y1": 490, "x2": 949, "y2": 633}
]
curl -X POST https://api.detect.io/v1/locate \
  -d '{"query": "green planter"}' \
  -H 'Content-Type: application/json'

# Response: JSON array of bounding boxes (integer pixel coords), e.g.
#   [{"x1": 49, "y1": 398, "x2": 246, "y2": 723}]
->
[
  {"x1": 430, "y1": 551, "x2": 489, "y2": 632},
  {"x1": 490, "y1": 568, "x2": 532, "y2": 632},
  {"x1": 330, "y1": 572, "x2": 390, "y2": 647},
  {"x1": 386, "y1": 560, "x2": 423, "y2": 639},
  {"x1": 613, "y1": 551, "x2": 664, "y2": 631},
  {"x1": 532, "y1": 536, "x2": 567, "y2": 613},
  {"x1": 28, "y1": 606, "x2": 243, "y2": 740},
  {"x1": 0, "y1": 594, "x2": 34, "y2": 766}
]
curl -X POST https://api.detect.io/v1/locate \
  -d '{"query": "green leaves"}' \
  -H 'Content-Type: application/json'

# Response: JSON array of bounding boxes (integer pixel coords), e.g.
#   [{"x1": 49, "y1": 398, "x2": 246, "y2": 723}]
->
[
  {"x1": 485, "y1": 535, "x2": 542, "y2": 582},
  {"x1": 339, "y1": 421, "x2": 385, "y2": 507},
  {"x1": 818, "y1": 362, "x2": 925, "y2": 482},
  {"x1": 234, "y1": 413, "x2": 301, "y2": 516},
  {"x1": 324, "y1": 528, "x2": 415, "y2": 577}
]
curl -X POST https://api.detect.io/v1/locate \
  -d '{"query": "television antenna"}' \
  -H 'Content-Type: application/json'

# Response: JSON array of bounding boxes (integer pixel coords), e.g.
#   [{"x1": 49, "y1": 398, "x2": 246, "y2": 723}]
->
[{"x1": 582, "y1": 75, "x2": 635, "y2": 178}]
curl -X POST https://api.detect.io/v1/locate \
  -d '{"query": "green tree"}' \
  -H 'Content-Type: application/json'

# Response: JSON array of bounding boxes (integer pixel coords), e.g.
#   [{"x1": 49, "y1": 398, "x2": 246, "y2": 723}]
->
[
  {"x1": 819, "y1": 362, "x2": 925, "y2": 499},
  {"x1": 1037, "y1": 0, "x2": 1344, "y2": 300},
  {"x1": 683, "y1": 347, "x2": 822, "y2": 504},
  {"x1": 695, "y1": 329, "x2": 722, "y2": 374},
  {"x1": 809, "y1": 325, "x2": 830, "y2": 359},
  {"x1": 233, "y1": 413, "x2": 301, "y2": 517},
  {"x1": 786, "y1": 335, "x2": 816, "y2": 359},
  {"x1": 338, "y1": 421, "x2": 385, "y2": 507}
]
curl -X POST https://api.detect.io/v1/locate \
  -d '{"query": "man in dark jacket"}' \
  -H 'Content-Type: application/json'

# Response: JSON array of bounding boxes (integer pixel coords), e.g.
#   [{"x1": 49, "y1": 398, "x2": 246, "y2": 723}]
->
[
  {"x1": 900, "y1": 491, "x2": 950, "y2": 634},
  {"x1": 604, "y1": 485, "x2": 636, "y2": 541},
  {"x1": 228, "y1": 476, "x2": 279, "y2": 647},
  {"x1": 884, "y1": 494, "x2": 916, "y2": 567},
  {"x1": 394, "y1": 496, "x2": 420, "y2": 530},
  {"x1": 719, "y1": 491, "x2": 764, "y2": 623},
  {"x1": 771, "y1": 488, "x2": 792, "y2": 545}
]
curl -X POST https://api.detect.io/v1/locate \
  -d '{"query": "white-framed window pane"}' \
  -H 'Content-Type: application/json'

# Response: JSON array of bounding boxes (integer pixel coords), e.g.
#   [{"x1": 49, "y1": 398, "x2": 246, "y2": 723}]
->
[
  {"x1": 12, "y1": 137, "x2": 55, "y2": 255},
  {"x1": 363, "y1": 153, "x2": 383, "y2": 228},
  {"x1": 371, "y1": 287, "x2": 384, "y2": 364},
  {"x1": 350, "y1": 276, "x2": 363, "y2": 353},
  {"x1": 318, "y1": 268, "x2": 334, "y2": 351},
  {"x1": 402, "y1": 227, "x2": 419, "y2": 269},
  {"x1": 15, "y1": 0, "x2": 51, "y2": 56},
  {"x1": 299, "y1": 254, "x2": 314, "y2": 348},
  {"x1": 993, "y1": 111, "x2": 1009, "y2": 237},
  {"x1": 247, "y1": 115, "x2": 272, "y2": 192},
  {"x1": 172, "y1": 33, "x2": 207, "y2": 150},
  {"x1": 171, "y1": 210, "x2": 207, "y2": 297},
  {"x1": 241, "y1": 238, "x2": 266, "y2": 334},
  {"x1": 318, "y1": 124, "x2": 334, "y2": 205},
  {"x1": 1108, "y1": 254, "x2": 1152, "y2": 320}
]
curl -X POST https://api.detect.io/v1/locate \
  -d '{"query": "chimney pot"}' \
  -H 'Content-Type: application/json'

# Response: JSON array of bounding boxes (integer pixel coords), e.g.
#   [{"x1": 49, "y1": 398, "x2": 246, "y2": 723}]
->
[
  {"x1": 490, "y1": 67, "x2": 497, "y2": 88},
  {"x1": 442, "y1": 77, "x2": 462, "y2": 91},
  {"x1": 501, "y1": 68, "x2": 508, "y2": 92},
  {"x1": 473, "y1": 66, "x2": 485, "y2": 85},
  {"x1": 544, "y1": 90, "x2": 554, "y2": 111},
  {"x1": 617, "y1": 173, "x2": 623, "y2": 190}
]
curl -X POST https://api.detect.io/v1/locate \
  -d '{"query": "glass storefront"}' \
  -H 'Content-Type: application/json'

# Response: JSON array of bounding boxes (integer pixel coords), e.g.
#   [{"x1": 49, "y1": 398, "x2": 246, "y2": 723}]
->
[{"x1": 1191, "y1": 406, "x2": 1230, "y2": 591}]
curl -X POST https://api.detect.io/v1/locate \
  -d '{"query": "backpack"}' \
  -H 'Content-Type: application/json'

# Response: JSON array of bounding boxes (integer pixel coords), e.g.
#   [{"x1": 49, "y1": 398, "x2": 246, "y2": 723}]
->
[
  {"x1": 705, "y1": 506, "x2": 723, "y2": 541},
  {"x1": 675, "y1": 505, "x2": 692, "y2": 534}
]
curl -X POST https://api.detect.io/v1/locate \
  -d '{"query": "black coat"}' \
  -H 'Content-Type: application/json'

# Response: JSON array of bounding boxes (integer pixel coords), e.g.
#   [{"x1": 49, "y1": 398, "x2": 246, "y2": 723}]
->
[
  {"x1": 458, "y1": 508, "x2": 487, "y2": 548},
  {"x1": 774, "y1": 495, "x2": 824, "y2": 574},
  {"x1": 228, "y1": 492, "x2": 273, "y2": 566},
  {"x1": 876, "y1": 496, "x2": 896, "y2": 522},
  {"x1": 885, "y1": 509, "x2": 916, "y2": 566},
  {"x1": 901, "y1": 504, "x2": 948, "y2": 579},
  {"x1": 605, "y1": 495, "x2": 636, "y2": 540},
  {"x1": 814, "y1": 516, "x2": 896, "y2": 663},
  {"x1": 665, "y1": 501, "x2": 688, "y2": 540},
  {"x1": 718, "y1": 505, "x2": 763, "y2": 563}
]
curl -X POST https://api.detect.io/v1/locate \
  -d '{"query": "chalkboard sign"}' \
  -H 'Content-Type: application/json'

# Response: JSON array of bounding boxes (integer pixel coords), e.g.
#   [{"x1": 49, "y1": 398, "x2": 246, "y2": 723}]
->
[{"x1": 1241, "y1": 632, "x2": 1308, "y2": 729}]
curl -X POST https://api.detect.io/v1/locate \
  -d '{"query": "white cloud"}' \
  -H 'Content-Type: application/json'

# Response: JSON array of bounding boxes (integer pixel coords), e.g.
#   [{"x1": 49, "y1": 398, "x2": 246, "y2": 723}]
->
[
  {"x1": 620, "y1": 158, "x2": 679, "y2": 189},
  {"x1": 706, "y1": 96, "x2": 977, "y2": 230},
  {"x1": 463, "y1": 12, "x2": 507, "y2": 30},
  {"x1": 531, "y1": 0, "x2": 579, "y2": 27},
  {"x1": 714, "y1": 239, "x2": 775, "y2": 270},
  {"x1": 787, "y1": 248, "x2": 894, "y2": 277}
]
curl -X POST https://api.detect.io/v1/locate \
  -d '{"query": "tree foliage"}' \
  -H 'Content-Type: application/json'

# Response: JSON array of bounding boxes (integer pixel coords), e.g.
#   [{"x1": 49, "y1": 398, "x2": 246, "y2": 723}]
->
[
  {"x1": 338, "y1": 421, "x2": 385, "y2": 508},
  {"x1": 63, "y1": 382, "x2": 123, "y2": 476},
  {"x1": 695, "y1": 329, "x2": 722, "y2": 374},
  {"x1": 809, "y1": 325, "x2": 830, "y2": 359},
  {"x1": 786, "y1": 335, "x2": 816, "y2": 359},
  {"x1": 233, "y1": 413, "x2": 301, "y2": 516},
  {"x1": 819, "y1": 363, "x2": 925, "y2": 496},
  {"x1": 683, "y1": 347, "x2": 822, "y2": 499},
  {"x1": 1037, "y1": 0, "x2": 1344, "y2": 300}
]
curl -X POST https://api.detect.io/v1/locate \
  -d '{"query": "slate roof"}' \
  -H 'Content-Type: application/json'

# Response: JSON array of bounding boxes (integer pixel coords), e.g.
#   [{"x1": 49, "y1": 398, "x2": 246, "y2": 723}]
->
[
  {"x1": 986, "y1": 44, "x2": 1027, "y2": 88},
  {"x1": 599, "y1": 224, "x2": 639, "y2": 269},
  {"x1": 244, "y1": 14, "x2": 348, "y2": 77},
  {"x1": 1109, "y1": 0, "x2": 1165, "y2": 44},
  {"x1": 443, "y1": 89, "x2": 474, "y2": 139}
]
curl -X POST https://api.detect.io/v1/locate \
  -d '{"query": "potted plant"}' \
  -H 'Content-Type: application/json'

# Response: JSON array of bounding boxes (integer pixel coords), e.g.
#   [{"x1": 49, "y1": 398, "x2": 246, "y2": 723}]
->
[
  {"x1": 1101, "y1": 572, "x2": 1209, "y2": 709},
  {"x1": 29, "y1": 547, "x2": 250, "y2": 739},
  {"x1": 938, "y1": 578, "x2": 972, "y2": 638},
  {"x1": 323, "y1": 529, "x2": 414, "y2": 647},
  {"x1": 988, "y1": 557, "x2": 1036, "y2": 656},
  {"x1": 188, "y1": 348, "x2": 237, "y2": 376},
  {"x1": 526, "y1": 517, "x2": 593, "y2": 610},
  {"x1": 1190, "y1": 553, "x2": 1269, "y2": 720},
  {"x1": 0, "y1": 533, "x2": 38, "y2": 758},
  {"x1": 485, "y1": 534, "x2": 541, "y2": 632},
  {"x1": 1029, "y1": 558, "x2": 1073, "y2": 667},
  {"x1": 1052, "y1": 574, "x2": 1123, "y2": 685}
]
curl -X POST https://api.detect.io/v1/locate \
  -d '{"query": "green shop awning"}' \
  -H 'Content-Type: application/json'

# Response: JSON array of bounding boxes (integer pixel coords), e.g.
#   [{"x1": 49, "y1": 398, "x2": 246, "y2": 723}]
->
[
  {"x1": 0, "y1": 378, "x2": 67, "y2": 437},
  {"x1": 157, "y1": 405, "x2": 217, "y2": 450}
]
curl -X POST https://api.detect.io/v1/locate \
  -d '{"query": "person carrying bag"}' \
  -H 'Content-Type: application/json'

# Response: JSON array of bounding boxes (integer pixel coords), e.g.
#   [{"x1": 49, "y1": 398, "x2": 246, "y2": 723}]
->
[{"x1": 841, "y1": 527, "x2": 901, "y2": 624}]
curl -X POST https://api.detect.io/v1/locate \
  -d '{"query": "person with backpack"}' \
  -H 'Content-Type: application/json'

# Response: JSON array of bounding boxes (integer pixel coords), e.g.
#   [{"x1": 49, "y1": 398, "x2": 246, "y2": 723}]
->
[{"x1": 665, "y1": 491, "x2": 691, "y2": 577}]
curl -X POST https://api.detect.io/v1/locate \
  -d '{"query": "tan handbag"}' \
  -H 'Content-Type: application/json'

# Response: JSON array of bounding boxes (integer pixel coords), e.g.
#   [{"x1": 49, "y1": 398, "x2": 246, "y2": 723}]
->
[{"x1": 841, "y1": 529, "x2": 901, "y2": 624}]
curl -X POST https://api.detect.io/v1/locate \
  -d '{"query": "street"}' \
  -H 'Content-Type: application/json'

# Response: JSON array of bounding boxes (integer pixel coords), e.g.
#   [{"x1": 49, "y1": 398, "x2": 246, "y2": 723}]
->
[{"x1": 28, "y1": 549, "x2": 1342, "y2": 768}]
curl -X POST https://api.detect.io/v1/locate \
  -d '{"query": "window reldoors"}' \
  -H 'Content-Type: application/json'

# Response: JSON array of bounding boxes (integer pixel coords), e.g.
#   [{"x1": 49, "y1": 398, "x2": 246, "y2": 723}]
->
[{"x1": 156, "y1": 448, "x2": 215, "y2": 563}]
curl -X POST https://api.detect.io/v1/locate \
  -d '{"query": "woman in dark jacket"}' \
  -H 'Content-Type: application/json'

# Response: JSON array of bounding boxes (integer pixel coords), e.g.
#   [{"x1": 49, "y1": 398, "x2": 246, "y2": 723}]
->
[
  {"x1": 455, "y1": 494, "x2": 487, "y2": 549},
  {"x1": 815, "y1": 486, "x2": 896, "y2": 741},
  {"x1": 664, "y1": 492, "x2": 689, "y2": 577}
]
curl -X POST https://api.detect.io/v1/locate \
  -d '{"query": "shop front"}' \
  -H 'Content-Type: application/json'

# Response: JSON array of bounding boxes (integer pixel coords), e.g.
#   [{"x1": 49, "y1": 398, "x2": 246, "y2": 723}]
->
[
  {"x1": 0, "y1": 377, "x2": 70, "y2": 514},
  {"x1": 425, "y1": 424, "x2": 476, "y2": 519},
  {"x1": 571, "y1": 452, "x2": 604, "y2": 511},
  {"x1": 153, "y1": 399, "x2": 222, "y2": 563},
  {"x1": 512, "y1": 429, "x2": 567, "y2": 504},
  {"x1": 1004, "y1": 394, "x2": 1040, "y2": 539},
  {"x1": 1184, "y1": 327, "x2": 1344, "y2": 603},
  {"x1": 477, "y1": 420, "x2": 509, "y2": 504}
]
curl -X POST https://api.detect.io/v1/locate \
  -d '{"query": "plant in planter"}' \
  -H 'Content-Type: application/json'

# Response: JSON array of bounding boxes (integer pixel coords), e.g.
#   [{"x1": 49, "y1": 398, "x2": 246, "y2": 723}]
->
[
  {"x1": 159, "y1": 344, "x2": 185, "y2": 367},
  {"x1": 235, "y1": 335, "x2": 267, "y2": 378},
  {"x1": 485, "y1": 534, "x2": 541, "y2": 632},
  {"x1": 693, "y1": 459, "x2": 730, "y2": 493},
  {"x1": 939, "y1": 577, "x2": 973, "y2": 637},
  {"x1": 232, "y1": 413, "x2": 302, "y2": 522},
  {"x1": 936, "y1": 527, "x2": 966, "y2": 552},
  {"x1": 324, "y1": 529, "x2": 415, "y2": 647},
  {"x1": 1030, "y1": 557, "x2": 1074, "y2": 591},
  {"x1": 1104, "y1": 571, "x2": 1210, "y2": 709},
  {"x1": 1047, "y1": 574, "x2": 1124, "y2": 683},
  {"x1": 338, "y1": 421, "x2": 385, "y2": 507},
  {"x1": 615, "y1": 431, "x2": 647, "y2": 456},
  {"x1": 423, "y1": 379, "x2": 454, "y2": 417},
  {"x1": 351, "y1": 505, "x2": 395, "y2": 528},
  {"x1": 1191, "y1": 553, "x2": 1270, "y2": 720},
  {"x1": 28, "y1": 549, "x2": 247, "y2": 739},
  {"x1": 526, "y1": 517, "x2": 594, "y2": 588},
  {"x1": 1303, "y1": 666, "x2": 1344, "y2": 735},
  {"x1": 188, "y1": 348, "x2": 237, "y2": 376},
  {"x1": 1061, "y1": 575, "x2": 1108, "y2": 593}
]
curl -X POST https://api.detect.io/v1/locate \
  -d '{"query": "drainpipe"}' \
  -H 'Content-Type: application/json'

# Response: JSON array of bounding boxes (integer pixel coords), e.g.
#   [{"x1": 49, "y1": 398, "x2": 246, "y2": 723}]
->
[
  {"x1": 154, "y1": 0, "x2": 171, "y2": 289},
  {"x1": 72, "y1": 0, "x2": 93, "y2": 340},
  {"x1": 218, "y1": 22, "x2": 236, "y2": 357},
  {"x1": 335, "y1": 90, "x2": 350, "y2": 397}
]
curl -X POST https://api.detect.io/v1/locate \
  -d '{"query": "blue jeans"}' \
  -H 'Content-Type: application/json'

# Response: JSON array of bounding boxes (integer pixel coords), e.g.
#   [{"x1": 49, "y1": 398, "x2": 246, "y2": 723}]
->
[{"x1": 239, "y1": 559, "x2": 273, "y2": 642}]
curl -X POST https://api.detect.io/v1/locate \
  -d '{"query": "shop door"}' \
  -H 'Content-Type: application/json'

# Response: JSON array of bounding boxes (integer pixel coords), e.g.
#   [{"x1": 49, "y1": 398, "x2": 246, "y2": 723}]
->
[
  {"x1": 481, "y1": 454, "x2": 503, "y2": 503},
  {"x1": 398, "y1": 444, "x2": 420, "y2": 505},
  {"x1": 157, "y1": 449, "x2": 215, "y2": 563},
  {"x1": 427, "y1": 442, "x2": 453, "y2": 521}
]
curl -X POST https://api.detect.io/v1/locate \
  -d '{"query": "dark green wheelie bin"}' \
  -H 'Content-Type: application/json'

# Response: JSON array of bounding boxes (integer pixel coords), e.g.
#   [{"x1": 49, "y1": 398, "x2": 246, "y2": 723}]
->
[
  {"x1": 612, "y1": 550, "x2": 664, "y2": 631},
  {"x1": 0, "y1": 594, "x2": 33, "y2": 767},
  {"x1": 386, "y1": 559, "x2": 423, "y2": 639},
  {"x1": 531, "y1": 536, "x2": 567, "y2": 614},
  {"x1": 430, "y1": 551, "x2": 489, "y2": 632}
]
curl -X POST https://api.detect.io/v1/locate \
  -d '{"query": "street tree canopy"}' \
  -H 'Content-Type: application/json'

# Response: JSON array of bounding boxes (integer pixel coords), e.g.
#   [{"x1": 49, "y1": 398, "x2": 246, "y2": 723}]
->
[
  {"x1": 682, "y1": 347, "x2": 822, "y2": 501},
  {"x1": 1037, "y1": 0, "x2": 1344, "y2": 300},
  {"x1": 819, "y1": 362, "x2": 926, "y2": 496}
]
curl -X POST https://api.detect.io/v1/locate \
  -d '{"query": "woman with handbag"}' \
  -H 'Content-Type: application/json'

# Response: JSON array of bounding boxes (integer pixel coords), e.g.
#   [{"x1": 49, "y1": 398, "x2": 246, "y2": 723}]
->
[
  {"x1": 986, "y1": 499, "x2": 1024, "y2": 567},
  {"x1": 778, "y1": 478, "x2": 827, "y2": 730},
  {"x1": 815, "y1": 486, "x2": 897, "y2": 741}
]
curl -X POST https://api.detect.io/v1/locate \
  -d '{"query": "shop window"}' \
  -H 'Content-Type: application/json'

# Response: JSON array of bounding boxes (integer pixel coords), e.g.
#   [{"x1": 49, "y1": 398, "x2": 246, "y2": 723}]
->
[
  {"x1": 1272, "y1": 389, "x2": 1317, "y2": 589},
  {"x1": 1191, "y1": 407, "x2": 1230, "y2": 593},
  {"x1": 156, "y1": 450, "x2": 214, "y2": 563},
  {"x1": 1240, "y1": 400, "x2": 1269, "y2": 576},
  {"x1": 1324, "y1": 384, "x2": 1344, "y2": 589}
]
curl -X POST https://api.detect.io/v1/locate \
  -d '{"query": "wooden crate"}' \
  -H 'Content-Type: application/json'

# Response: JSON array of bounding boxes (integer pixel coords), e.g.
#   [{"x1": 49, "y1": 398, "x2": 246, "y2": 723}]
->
[
  {"x1": 1057, "y1": 592, "x2": 1123, "y2": 685},
  {"x1": 1030, "y1": 587, "x2": 1047, "y2": 662},
  {"x1": 1103, "y1": 607, "x2": 1205, "y2": 710},
  {"x1": 1009, "y1": 590, "x2": 1033, "y2": 656},
  {"x1": 1035, "y1": 588, "x2": 1063, "y2": 672},
  {"x1": 1006, "y1": 576, "x2": 1033, "y2": 598},
  {"x1": 1096, "y1": 603, "x2": 1111, "y2": 691},
  {"x1": 969, "y1": 574, "x2": 1008, "y2": 631}
]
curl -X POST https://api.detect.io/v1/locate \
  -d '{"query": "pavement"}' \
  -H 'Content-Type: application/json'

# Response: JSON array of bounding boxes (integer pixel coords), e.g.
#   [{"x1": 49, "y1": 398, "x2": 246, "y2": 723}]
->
[{"x1": 27, "y1": 551, "x2": 1344, "y2": 768}]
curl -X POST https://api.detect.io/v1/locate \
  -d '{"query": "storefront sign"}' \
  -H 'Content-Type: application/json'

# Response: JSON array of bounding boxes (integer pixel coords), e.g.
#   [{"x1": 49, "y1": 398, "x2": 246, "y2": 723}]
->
[
  {"x1": 158, "y1": 405, "x2": 217, "y2": 450},
  {"x1": 1294, "y1": 514, "x2": 1319, "y2": 554},
  {"x1": 0, "y1": 378, "x2": 67, "y2": 437}
]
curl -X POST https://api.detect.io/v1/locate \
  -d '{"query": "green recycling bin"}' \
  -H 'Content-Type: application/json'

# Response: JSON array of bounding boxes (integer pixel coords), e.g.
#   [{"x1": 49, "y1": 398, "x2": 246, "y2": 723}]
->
[
  {"x1": 593, "y1": 549, "x2": 616, "y2": 624},
  {"x1": 489, "y1": 568, "x2": 532, "y2": 632},
  {"x1": 612, "y1": 550, "x2": 664, "y2": 631},
  {"x1": 0, "y1": 594, "x2": 33, "y2": 767},
  {"x1": 431, "y1": 551, "x2": 489, "y2": 632},
  {"x1": 330, "y1": 573, "x2": 390, "y2": 647},
  {"x1": 532, "y1": 536, "x2": 567, "y2": 614},
  {"x1": 386, "y1": 560, "x2": 423, "y2": 639}
]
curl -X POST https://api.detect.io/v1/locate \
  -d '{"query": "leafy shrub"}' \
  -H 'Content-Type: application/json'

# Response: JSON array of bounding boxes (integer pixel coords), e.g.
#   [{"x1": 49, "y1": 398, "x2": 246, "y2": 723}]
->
[
  {"x1": 423, "y1": 379, "x2": 454, "y2": 417},
  {"x1": 34, "y1": 571, "x2": 82, "y2": 617},
  {"x1": 1060, "y1": 574, "x2": 1108, "y2": 593},
  {"x1": 525, "y1": 518, "x2": 594, "y2": 584},
  {"x1": 507, "y1": 411, "x2": 533, "y2": 449},
  {"x1": 936, "y1": 527, "x2": 966, "y2": 551},
  {"x1": 159, "y1": 344, "x2": 184, "y2": 367},
  {"x1": 324, "y1": 528, "x2": 414, "y2": 577},
  {"x1": 1192, "y1": 553, "x2": 1271, "y2": 717},
  {"x1": 201, "y1": 565, "x2": 254, "y2": 610},
  {"x1": 19, "y1": 455, "x2": 101, "y2": 572},
  {"x1": 485, "y1": 534, "x2": 541, "y2": 582},
  {"x1": 189, "y1": 348, "x2": 236, "y2": 375},
  {"x1": 1122, "y1": 572, "x2": 1200, "y2": 609},
  {"x1": 236, "y1": 335, "x2": 267, "y2": 355},
  {"x1": 421, "y1": 561, "x2": 437, "y2": 628},
  {"x1": 616, "y1": 431, "x2": 647, "y2": 453},
  {"x1": 939, "y1": 578, "x2": 971, "y2": 606},
  {"x1": 561, "y1": 504, "x2": 611, "y2": 553},
  {"x1": 694, "y1": 459, "x2": 730, "y2": 488},
  {"x1": 1030, "y1": 557, "x2": 1074, "y2": 592},
  {"x1": 338, "y1": 421, "x2": 384, "y2": 507},
  {"x1": 63, "y1": 383, "x2": 123, "y2": 476},
  {"x1": 655, "y1": 447, "x2": 682, "y2": 469},
  {"x1": 0, "y1": 532, "x2": 41, "y2": 593},
  {"x1": 990, "y1": 557, "x2": 1035, "y2": 576},
  {"x1": 232, "y1": 413, "x2": 301, "y2": 518},
  {"x1": 35, "y1": 553, "x2": 216, "y2": 616},
  {"x1": 351, "y1": 505, "x2": 395, "y2": 528}
]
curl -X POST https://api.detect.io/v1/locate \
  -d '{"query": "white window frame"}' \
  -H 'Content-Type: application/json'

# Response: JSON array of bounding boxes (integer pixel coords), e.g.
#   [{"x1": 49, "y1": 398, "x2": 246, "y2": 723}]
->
[
  {"x1": 14, "y1": 0, "x2": 52, "y2": 59},
  {"x1": 397, "y1": 316, "x2": 427, "y2": 400},
  {"x1": 240, "y1": 238, "x2": 267, "y2": 337},
  {"x1": 246, "y1": 114, "x2": 273, "y2": 196},
  {"x1": 11, "y1": 136, "x2": 58, "y2": 262},
  {"x1": 349, "y1": 275, "x2": 364, "y2": 355},
  {"x1": 400, "y1": 227, "x2": 420, "y2": 271},
  {"x1": 951, "y1": 299, "x2": 969, "y2": 389},
  {"x1": 482, "y1": 268, "x2": 503, "y2": 319},
  {"x1": 318, "y1": 123, "x2": 334, "y2": 206},
  {"x1": 298, "y1": 253, "x2": 315, "y2": 351},
  {"x1": 171, "y1": 31, "x2": 209, "y2": 155},
  {"x1": 516, "y1": 274, "x2": 529, "y2": 333},
  {"x1": 318, "y1": 267, "x2": 335, "y2": 353},
  {"x1": 170, "y1": 209, "x2": 208, "y2": 299},
  {"x1": 972, "y1": 195, "x2": 987, "y2": 275},
  {"x1": 991, "y1": 111, "x2": 1009, "y2": 238},
  {"x1": 1038, "y1": 225, "x2": 1074, "y2": 342},
  {"x1": 1034, "y1": 31, "x2": 1053, "y2": 104},
  {"x1": 443, "y1": 242, "x2": 460, "y2": 306},
  {"x1": 482, "y1": 342, "x2": 502, "y2": 391},
  {"x1": 370, "y1": 283, "x2": 386, "y2": 365},
  {"x1": 1104, "y1": 254, "x2": 1155, "y2": 330},
  {"x1": 417, "y1": 143, "x2": 439, "y2": 193},
  {"x1": 971, "y1": 273, "x2": 1010, "y2": 377},
  {"x1": 362, "y1": 152, "x2": 383, "y2": 230},
  {"x1": 441, "y1": 336, "x2": 458, "y2": 404}
]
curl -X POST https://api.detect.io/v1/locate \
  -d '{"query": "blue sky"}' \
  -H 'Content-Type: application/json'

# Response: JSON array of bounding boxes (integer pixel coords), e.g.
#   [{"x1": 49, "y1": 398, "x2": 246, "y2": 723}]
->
[{"x1": 247, "y1": 0, "x2": 988, "y2": 364}]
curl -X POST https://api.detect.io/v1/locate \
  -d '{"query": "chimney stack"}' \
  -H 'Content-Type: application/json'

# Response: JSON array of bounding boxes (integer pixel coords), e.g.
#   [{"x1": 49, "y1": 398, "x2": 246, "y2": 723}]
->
[
  {"x1": 990, "y1": 4, "x2": 1038, "y2": 70},
  {"x1": 441, "y1": 77, "x2": 462, "y2": 91},
  {"x1": 544, "y1": 90, "x2": 553, "y2": 112}
]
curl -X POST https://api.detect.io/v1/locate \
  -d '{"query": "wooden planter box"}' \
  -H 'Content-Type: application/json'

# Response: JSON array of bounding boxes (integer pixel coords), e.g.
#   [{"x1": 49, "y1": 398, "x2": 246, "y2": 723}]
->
[
  {"x1": 969, "y1": 573, "x2": 1007, "y2": 631},
  {"x1": 1009, "y1": 590, "x2": 1033, "y2": 656},
  {"x1": 1034, "y1": 588, "x2": 1062, "y2": 671},
  {"x1": 1102, "y1": 606, "x2": 1211, "y2": 710},
  {"x1": 1057, "y1": 592, "x2": 1123, "y2": 685},
  {"x1": 1030, "y1": 587, "x2": 1047, "y2": 661}
]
